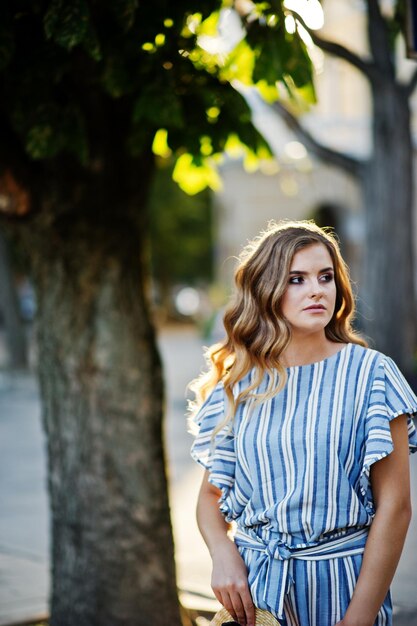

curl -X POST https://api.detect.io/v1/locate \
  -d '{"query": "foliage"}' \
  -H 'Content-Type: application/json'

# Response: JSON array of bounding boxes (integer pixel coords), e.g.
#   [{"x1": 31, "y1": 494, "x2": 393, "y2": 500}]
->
[
  {"x1": 0, "y1": 1, "x2": 316, "y2": 196},
  {"x1": 147, "y1": 159, "x2": 213, "y2": 292},
  {"x1": 0, "y1": 3, "x2": 251, "y2": 175}
]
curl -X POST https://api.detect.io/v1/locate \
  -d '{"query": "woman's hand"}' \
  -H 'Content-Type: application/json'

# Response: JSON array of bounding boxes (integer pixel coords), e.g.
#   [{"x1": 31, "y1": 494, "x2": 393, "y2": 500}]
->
[
  {"x1": 211, "y1": 539, "x2": 255, "y2": 626},
  {"x1": 196, "y1": 473, "x2": 255, "y2": 626}
]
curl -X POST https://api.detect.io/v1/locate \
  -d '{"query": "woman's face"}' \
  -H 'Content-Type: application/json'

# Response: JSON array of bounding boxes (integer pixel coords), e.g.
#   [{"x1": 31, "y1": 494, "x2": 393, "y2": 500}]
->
[{"x1": 281, "y1": 243, "x2": 337, "y2": 337}]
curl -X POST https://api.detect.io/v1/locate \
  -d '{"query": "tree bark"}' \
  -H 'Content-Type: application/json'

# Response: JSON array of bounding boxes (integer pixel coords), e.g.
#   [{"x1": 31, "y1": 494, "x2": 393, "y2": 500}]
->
[
  {"x1": 0, "y1": 228, "x2": 28, "y2": 368},
  {"x1": 27, "y1": 154, "x2": 182, "y2": 626},
  {"x1": 361, "y1": 82, "x2": 417, "y2": 368},
  {"x1": 272, "y1": 8, "x2": 417, "y2": 372},
  {"x1": 360, "y1": 2, "x2": 417, "y2": 368}
]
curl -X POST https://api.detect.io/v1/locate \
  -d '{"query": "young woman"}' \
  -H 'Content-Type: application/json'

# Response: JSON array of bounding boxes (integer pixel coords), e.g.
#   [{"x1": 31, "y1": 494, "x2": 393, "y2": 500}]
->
[{"x1": 189, "y1": 221, "x2": 417, "y2": 626}]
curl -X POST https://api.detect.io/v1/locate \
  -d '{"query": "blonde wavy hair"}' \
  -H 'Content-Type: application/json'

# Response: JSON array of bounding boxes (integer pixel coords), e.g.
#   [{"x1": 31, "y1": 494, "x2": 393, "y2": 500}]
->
[{"x1": 189, "y1": 220, "x2": 367, "y2": 431}]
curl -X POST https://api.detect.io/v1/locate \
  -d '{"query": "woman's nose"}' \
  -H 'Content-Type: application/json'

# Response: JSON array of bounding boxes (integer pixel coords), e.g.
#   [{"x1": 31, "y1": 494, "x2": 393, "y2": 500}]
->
[{"x1": 310, "y1": 280, "x2": 323, "y2": 296}]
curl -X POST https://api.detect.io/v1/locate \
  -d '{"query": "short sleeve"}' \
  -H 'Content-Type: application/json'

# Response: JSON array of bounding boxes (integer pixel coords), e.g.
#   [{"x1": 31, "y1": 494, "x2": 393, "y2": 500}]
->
[
  {"x1": 359, "y1": 356, "x2": 417, "y2": 503},
  {"x1": 190, "y1": 381, "x2": 236, "y2": 495}
]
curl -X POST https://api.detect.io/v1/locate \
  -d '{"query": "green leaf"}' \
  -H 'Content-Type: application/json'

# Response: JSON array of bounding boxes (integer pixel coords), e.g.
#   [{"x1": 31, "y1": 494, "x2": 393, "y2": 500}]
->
[
  {"x1": 147, "y1": 160, "x2": 213, "y2": 290},
  {"x1": 173, "y1": 153, "x2": 222, "y2": 195},
  {"x1": 110, "y1": 0, "x2": 139, "y2": 31},
  {"x1": 132, "y1": 85, "x2": 185, "y2": 128},
  {"x1": 219, "y1": 40, "x2": 255, "y2": 84},
  {"x1": 101, "y1": 53, "x2": 132, "y2": 97},
  {"x1": 24, "y1": 103, "x2": 88, "y2": 163},
  {"x1": 284, "y1": 38, "x2": 314, "y2": 88},
  {"x1": 152, "y1": 129, "x2": 172, "y2": 158},
  {"x1": 256, "y1": 80, "x2": 279, "y2": 103},
  {"x1": 252, "y1": 28, "x2": 285, "y2": 84},
  {"x1": 83, "y1": 22, "x2": 102, "y2": 61},
  {"x1": 44, "y1": 0, "x2": 91, "y2": 50}
]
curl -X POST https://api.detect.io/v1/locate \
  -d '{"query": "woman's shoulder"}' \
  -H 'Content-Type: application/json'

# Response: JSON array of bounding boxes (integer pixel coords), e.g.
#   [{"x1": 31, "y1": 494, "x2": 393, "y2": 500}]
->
[
  {"x1": 348, "y1": 344, "x2": 413, "y2": 388},
  {"x1": 335, "y1": 344, "x2": 396, "y2": 385},
  {"x1": 348, "y1": 342, "x2": 389, "y2": 367}
]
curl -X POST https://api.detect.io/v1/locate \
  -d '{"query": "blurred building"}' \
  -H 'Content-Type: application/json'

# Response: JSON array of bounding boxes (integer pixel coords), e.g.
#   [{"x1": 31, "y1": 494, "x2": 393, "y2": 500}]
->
[{"x1": 213, "y1": 0, "x2": 417, "y2": 290}]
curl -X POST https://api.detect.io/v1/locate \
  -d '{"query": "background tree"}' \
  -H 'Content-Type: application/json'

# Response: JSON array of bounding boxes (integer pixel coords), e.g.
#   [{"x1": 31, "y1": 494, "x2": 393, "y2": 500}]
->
[
  {"x1": 214, "y1": 0, "x2": 417, "y2": 371},
  {"x1": 147, "y1": 162, "x2": 213, "y2": 317},
  {"x1": 0, "y1": 2, "x2": 313, "y2": 625},
  {"x1": 0, "y1": 228, "x2": 28, "y2": 368}
]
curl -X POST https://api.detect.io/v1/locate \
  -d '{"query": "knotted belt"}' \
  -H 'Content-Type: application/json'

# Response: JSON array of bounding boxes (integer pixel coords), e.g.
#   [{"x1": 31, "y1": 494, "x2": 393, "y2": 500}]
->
[{"x1": 234, "y1": 526, "x2": 369, "y2": 620}]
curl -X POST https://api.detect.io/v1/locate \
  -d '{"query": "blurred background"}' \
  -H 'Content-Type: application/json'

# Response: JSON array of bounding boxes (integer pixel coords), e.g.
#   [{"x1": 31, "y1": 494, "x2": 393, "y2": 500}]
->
[{"x1": 1, "y1": 0, "x2": 417, "y2": 625}]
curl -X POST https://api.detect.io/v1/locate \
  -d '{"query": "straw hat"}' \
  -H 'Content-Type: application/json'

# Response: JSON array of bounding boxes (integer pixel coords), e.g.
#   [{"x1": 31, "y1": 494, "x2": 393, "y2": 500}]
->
[{"x1": 210, "y1": 607, "x2": 280, "y2": 626}]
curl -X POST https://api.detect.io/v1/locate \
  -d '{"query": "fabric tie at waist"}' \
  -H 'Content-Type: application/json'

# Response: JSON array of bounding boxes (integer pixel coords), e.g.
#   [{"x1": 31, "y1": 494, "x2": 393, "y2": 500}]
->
[{"x1": 234, "y1": 526, "x2": 369, "y2": 620}]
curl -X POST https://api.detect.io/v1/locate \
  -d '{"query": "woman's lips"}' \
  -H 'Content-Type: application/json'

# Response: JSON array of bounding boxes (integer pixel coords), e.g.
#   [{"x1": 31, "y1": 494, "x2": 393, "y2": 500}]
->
[{"x1": 304, "y1": 305, "x2": 326, "y2": 311}]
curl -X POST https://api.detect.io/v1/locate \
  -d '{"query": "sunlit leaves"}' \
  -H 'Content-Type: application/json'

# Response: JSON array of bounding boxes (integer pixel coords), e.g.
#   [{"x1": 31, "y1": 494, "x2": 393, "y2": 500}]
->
[
  {"x1": 182, "y1": 13, "x2": 203, "y2": 38},
  {"x1": 0, "y1": 0, "x2": 314, "y2": 192},
  {"x1": 170, "y1": 126, "x2": 274, "y2": 195},
  {"x1": 200, "y1": 135, "x2": 214, "y2": 155},
  {"x1": 193, "y1": 2, "x2": 316, "y2": 103},
  {"x1": 251, "y1": 27, "x2": 287, "y2": 84},
  {"x1": 173, "y1": 153, "x2": 222, "y2": 194},
  {"x1": 224, "y1": 133, "x2": 272, "y2": 171},
  {"x1": 219, "y1": 39, "x2": 255, "y2": 84},
  {"x1": 247, "y1": 18, "x2": 314, "y2": 91},
  {"x1": 198, "y1": 11, "x2": 221, "y2": 37},
  {"x1": 256, "y1": 79, "x2": 279, "y2": 102},
  {"x1": 152, "y1": 129, "x2": 172, "y2": 158},
  {"x1": 280, "y1": 76, "x2": 316, "y2": 108},
  {"x1": 206, "y1": 106, "x2": 220, "y2": 120}
]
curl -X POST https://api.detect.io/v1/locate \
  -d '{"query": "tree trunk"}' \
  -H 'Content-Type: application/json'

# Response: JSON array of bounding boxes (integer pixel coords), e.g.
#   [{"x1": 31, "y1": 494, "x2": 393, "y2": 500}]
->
[
  {"x1": 0, "y1": 227, "x2": 28, "y2": 368},
  {"x1": 268, "y1": 17, "x2": 417, "y2": 372},
  {"x1": 361, "y1": 82, "x2": 417, "y2": 371},
  {"x1": 29, "y1": 155, "x2": 182, "y2": 626}
]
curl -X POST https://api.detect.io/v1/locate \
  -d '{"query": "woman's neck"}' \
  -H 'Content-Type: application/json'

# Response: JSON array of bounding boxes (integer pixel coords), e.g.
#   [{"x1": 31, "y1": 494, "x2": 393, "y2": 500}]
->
[{"x1": 280, "y1": 334, "x2": 345, "y2": 368}]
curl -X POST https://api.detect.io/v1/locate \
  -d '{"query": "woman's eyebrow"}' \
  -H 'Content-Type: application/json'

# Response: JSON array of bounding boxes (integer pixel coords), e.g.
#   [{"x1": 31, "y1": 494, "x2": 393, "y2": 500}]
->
[{"x1": 289, "y1": 267, "x2": 334, "y2": 275}]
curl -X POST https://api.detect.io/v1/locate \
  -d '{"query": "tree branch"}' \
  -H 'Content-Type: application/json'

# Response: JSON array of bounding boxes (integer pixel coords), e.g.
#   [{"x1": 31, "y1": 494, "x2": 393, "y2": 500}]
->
[
  {"x1": 310, "y1": 32, "x2": 373, "y2": 76},
  {"x1": 291, "y1": 13, "x2": 382, "y2": 85},
  {"x1": 270, "y1": 100, "x2": 365, "y2": 177},
  {"x1": 365, "y1": 0, "x2": 394, "y2": 76}
]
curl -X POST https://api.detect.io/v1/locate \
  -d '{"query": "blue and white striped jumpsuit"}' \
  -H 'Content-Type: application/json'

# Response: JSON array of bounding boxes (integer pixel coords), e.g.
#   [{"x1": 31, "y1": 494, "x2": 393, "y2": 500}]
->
[{"x1": 191, "y1": 344, "x2": 417, "y2": 626}]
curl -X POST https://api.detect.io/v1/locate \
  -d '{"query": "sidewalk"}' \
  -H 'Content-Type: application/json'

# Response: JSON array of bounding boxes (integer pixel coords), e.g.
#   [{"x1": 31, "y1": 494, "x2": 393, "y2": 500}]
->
[
  {"x1": 0, "y1": 325, "x2": 218, "y2": 625},
  {"x1": 1, "y1": 326, "x2": 417, "y2": 625}
]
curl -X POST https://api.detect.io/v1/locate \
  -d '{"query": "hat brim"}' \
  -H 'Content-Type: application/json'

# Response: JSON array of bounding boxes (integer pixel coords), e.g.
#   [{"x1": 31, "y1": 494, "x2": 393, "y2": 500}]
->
[{"x1": 210, "y1": 607, "x2": 280, "y2": 626}]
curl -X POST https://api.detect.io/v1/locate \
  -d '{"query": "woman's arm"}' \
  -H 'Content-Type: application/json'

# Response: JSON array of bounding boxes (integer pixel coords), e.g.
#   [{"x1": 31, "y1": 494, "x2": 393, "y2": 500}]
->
[
  {"x1": 337, "y1": 415, "x2": 412, "y2": 626},
  {"x1": 197, "y1": 470, "x2": 255, "y2": 626}
]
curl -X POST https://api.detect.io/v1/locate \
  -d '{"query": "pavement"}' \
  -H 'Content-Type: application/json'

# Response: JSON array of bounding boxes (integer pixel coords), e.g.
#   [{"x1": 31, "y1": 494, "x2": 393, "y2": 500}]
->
[{"x1": 0, "y1": 325, "x2": 417, "y2": 625}]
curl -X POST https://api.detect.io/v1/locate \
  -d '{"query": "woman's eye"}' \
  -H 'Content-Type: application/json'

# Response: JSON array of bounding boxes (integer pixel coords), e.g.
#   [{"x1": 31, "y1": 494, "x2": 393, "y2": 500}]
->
[
  {"x1": 320, "y1": 273, "x2": 334, "y2": 282},
  {"x1": 289, "y1": 276, "x2": 303, "y2": 284}
]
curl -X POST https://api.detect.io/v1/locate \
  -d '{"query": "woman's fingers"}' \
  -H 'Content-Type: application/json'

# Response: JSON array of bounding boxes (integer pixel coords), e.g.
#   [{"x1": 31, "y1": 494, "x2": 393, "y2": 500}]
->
[
  {"x1": 215, "y1": 586, "x2": 255, "y2": 626},
  {"x1": 210, "y1": 541, "x2": 255, "y2": 625},
  {"x1": 215, "y1": 590, "x2": 238, "y2": 622},
  {"x1": 229, "y1": 590, "x2": 246, "y2": 625},
  {"x1": 242, "y1": 591, "x2": 255, "y2": 626}
]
